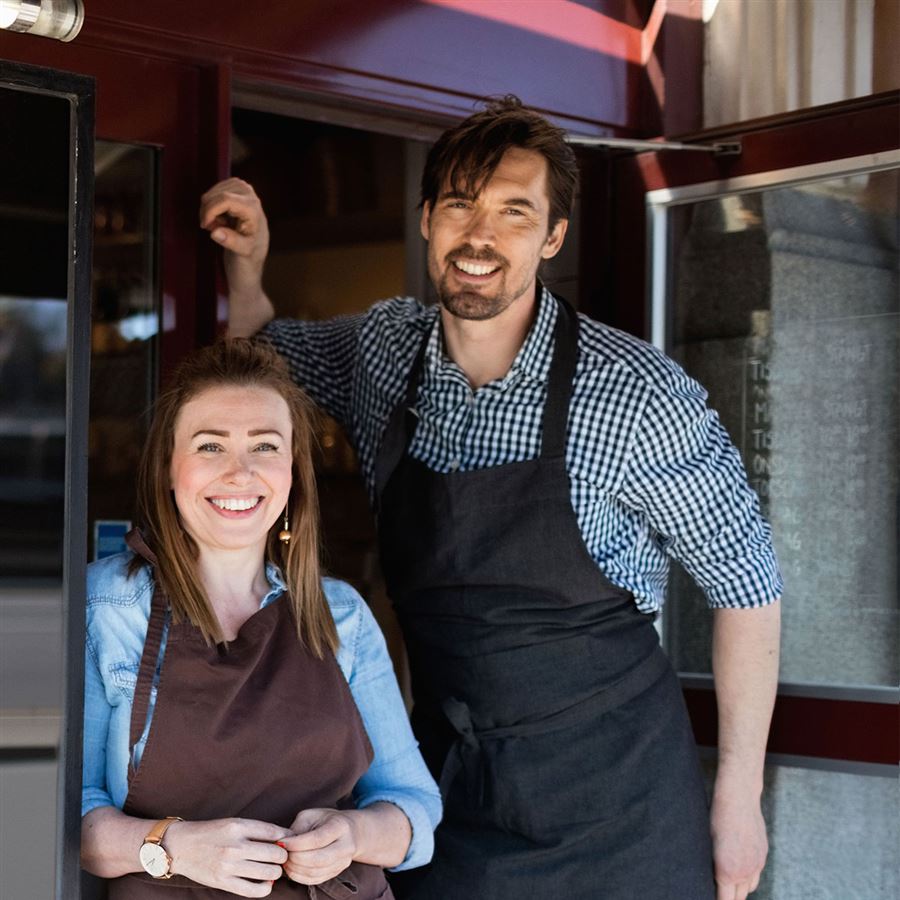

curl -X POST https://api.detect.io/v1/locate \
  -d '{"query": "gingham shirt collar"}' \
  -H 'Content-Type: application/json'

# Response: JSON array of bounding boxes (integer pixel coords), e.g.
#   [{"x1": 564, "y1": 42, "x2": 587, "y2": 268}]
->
[{"x1": 424, "y1": 284, "x2": 559, "y2": 388}]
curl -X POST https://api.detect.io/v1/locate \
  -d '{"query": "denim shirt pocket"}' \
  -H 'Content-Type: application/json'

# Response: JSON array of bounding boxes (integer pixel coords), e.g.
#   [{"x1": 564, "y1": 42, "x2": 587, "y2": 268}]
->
[{"x1": 109, "y1": 660, "x2": 139, "y2": 701}]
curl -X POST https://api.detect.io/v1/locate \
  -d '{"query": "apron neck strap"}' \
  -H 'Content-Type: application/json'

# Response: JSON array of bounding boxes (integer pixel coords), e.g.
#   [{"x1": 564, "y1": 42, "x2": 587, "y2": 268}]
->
[
  {"x1": 374, "y1": 292, "x2": 580, "y2": 502},
  {"x1": 126, "y1": 526, "x2": 159, "y2": 567},
  {"x1": 125, "y1": 528, "x2": 170, "y2": 762},
  {"x1": 539, "y1": 293, "x2": 579, "y2": 460}
]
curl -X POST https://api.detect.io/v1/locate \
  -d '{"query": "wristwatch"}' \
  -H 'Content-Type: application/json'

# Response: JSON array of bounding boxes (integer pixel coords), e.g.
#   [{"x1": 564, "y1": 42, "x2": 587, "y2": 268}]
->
[{"x1": 138, "y1": 816, "x2": 183, "y2": 879}]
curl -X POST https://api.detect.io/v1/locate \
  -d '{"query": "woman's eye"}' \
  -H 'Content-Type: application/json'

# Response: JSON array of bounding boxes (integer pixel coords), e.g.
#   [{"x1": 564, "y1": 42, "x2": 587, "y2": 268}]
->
[
  {"x1": 197, "y1": 442, "x2": 222, "y2": 453},
  {"x1": 254, "y1": 442, "x2": 279, "y2": 452}
]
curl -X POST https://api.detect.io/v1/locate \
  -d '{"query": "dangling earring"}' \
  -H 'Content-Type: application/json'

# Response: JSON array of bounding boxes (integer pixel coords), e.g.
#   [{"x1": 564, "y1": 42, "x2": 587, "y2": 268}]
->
[{"x1": 278, "y1": 508, "x2": 292, "y2": 544}]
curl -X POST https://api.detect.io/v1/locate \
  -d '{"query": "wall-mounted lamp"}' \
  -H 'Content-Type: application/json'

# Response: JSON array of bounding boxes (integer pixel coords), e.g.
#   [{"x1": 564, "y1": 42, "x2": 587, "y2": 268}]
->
[{"x1": 0, "y1": 0, "x2": 83, "y2": 42}]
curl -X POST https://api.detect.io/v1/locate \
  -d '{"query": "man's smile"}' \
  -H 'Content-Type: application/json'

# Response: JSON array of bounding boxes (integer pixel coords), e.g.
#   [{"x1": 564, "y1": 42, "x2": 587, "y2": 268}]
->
[{"x1": 452, "y1": 260, "x2": 500, "y2": 277}]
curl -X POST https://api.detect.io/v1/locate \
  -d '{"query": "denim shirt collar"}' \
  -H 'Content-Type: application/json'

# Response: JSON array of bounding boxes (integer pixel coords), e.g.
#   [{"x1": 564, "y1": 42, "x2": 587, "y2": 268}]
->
[{"x1": 261, "y1": 561, "x2": 287, "y2": 609}]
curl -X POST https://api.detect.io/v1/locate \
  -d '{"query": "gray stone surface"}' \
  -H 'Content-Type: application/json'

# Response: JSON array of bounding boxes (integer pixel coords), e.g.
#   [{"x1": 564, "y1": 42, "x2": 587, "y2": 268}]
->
[
  {"x1": 759, "y1": 766, "x2": 899, "y2": 899},
  {"x1": 701, "y1": 761, "x2": 899, "y2": 900},
  {"x1": 0, "y1": 759, "x2": 57, "y2": 898}
]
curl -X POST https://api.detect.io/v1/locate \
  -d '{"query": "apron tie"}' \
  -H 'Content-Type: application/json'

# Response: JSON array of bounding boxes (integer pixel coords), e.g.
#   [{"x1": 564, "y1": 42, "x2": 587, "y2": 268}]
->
[
  {"x1": 438, "y1": 648, "x2": 672, "y2": 809},
  {"x1": 440, "y1": 696, "x2": 486, "y2": 807}
]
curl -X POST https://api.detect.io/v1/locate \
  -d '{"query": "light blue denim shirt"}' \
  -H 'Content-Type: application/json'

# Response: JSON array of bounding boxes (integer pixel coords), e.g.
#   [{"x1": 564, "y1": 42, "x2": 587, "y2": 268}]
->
[{"x1": 82, "y1": 551, "x2": 441, "y2": 870}]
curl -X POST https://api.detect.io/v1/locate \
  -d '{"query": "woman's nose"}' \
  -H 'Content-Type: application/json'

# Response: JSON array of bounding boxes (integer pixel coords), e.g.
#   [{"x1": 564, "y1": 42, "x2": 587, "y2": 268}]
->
[{"x1": 224, "y1": 454, "x2": 254, "y2": 482}]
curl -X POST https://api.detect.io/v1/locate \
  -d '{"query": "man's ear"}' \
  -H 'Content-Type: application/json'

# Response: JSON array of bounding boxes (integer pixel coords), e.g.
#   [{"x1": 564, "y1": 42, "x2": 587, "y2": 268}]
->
[
  {"x1": 541, "y1": 218, "x2": 568, "y2": 259},
  {"x1": 420, "y1": 203, "x2": 432, "y2": 241}
]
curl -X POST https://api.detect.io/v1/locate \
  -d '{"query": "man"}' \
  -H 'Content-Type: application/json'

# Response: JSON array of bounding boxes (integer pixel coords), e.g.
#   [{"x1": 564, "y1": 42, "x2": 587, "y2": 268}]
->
[{"x1": 200, "y1": 96, "x2": 781, "y2": 900}]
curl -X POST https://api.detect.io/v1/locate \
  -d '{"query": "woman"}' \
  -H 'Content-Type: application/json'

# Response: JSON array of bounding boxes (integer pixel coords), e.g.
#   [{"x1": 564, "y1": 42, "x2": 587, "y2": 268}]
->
[{"x1": 82, "y1": 339, "x2": 441, "y2": 898}]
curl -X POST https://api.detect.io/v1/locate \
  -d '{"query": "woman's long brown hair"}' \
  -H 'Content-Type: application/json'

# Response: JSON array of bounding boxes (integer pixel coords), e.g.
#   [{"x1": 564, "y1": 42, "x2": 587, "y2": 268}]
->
[{"x1": 132, "y1": 338, "x2": 337, "y2": 656}]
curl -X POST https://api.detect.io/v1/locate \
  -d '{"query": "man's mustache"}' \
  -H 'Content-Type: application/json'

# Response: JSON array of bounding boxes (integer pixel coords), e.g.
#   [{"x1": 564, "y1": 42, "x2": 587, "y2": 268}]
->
[{"x1": 446, "y1": 245, "x2": 509, "y2": 268}]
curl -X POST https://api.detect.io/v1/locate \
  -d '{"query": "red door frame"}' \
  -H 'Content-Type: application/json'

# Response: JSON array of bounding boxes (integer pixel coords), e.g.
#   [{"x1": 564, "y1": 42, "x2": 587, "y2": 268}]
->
[
  {"x1": 0, "y1": 33, "x2": 229, "y2": 376},
  {"x1": 607, "y1": 92, "x2": 900, "y2": 768}
]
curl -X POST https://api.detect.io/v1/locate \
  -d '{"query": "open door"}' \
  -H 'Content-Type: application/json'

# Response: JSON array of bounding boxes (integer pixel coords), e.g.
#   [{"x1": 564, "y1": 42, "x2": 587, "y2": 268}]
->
[
  {"x1": 617, "y1": 94, "x2": 898, "y2": 896},
  {"x1": 0, "y1": 59, "x2": 94, "y2": 897}
]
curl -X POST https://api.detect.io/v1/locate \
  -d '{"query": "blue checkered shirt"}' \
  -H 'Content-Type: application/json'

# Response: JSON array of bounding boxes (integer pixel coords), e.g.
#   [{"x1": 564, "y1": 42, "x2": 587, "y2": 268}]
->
[{"x1": 262, "y1": 288, "x2": 782, "y2": 612}]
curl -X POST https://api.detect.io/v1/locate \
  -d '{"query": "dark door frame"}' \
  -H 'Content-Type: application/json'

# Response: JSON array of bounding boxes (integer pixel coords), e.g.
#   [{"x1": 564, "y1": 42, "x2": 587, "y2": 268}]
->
[{"x1": 0, "y1": 59, "x2": 95, "y2": 896}]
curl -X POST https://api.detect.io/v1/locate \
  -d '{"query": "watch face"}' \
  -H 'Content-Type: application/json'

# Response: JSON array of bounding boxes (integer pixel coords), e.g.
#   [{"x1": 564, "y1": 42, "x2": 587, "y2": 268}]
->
[{"x1": 139, "y1": 842, "x2": 170, "y2": 878}]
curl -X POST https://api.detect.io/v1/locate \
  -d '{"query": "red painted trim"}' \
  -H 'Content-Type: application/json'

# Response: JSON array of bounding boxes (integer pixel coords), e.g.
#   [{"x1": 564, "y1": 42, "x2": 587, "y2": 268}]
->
[
  {"x1": 420, "y1": 0, "x2": 641, "y2": 60},
  {"x1": 73, "y1": 9, "x2": 640, "y2": 136},
  {"x1": 0, "y1": 34, "x2": 217, "y2": 376},
  {"x1": 634, "y1": 91, "x2": 900, "y2": 192},
  {"x1": 684, "y1": 688, "x2": 899, "y2": 767},
  {"x1": 197, "y1": 62, "x2": 232, "y2": 339}
]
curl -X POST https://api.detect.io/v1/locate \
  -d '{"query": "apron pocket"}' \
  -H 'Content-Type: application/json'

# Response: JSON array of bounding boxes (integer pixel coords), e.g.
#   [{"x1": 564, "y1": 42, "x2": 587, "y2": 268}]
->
[{"x1": 310, "y1": 875, "x2": 358, "y2": 898}]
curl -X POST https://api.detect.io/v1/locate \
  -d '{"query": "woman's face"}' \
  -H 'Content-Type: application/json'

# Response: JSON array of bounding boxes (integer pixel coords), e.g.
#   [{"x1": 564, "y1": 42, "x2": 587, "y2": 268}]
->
[{"x1": 169, "y1": 384, "x2": 293, "y2": 556}]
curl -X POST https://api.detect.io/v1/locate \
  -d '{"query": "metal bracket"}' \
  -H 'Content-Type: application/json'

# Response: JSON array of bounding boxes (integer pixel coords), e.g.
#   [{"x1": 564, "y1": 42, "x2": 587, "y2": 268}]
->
[{"x1": 567, "y1": 135, "x2": 742, "y2": 157}]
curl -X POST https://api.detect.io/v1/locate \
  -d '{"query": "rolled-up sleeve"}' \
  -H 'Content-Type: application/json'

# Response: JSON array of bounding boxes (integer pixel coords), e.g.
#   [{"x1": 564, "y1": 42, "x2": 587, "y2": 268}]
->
[
  {"x1": 82, "y1": 637, "x2": 115, "y2": 816},
  {"x1": 620, "y1": 384, "x2": 783, "y2": 609},
  {"x1": 347, "y1": 597, "x2": 441, "y2": 870}
]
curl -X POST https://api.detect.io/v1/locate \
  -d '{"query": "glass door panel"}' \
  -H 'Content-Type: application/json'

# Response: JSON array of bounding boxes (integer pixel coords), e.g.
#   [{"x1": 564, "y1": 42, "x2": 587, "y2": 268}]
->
[
  {"x1": 0, "y1": 88, "x2": 70, "y2": 580},
  {"x1": 0, "y1": 61, "x2": 94, "y2": 899},
  {"x1": 660, "y1": 166, "x2": 898, "y2": 691},
  {"x1": 89, "y1": 140, "x2": 159, "y2": 558}
]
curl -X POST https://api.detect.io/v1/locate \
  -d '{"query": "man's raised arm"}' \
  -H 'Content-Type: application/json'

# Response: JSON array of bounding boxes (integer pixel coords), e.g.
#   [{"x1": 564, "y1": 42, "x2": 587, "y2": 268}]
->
[{"x1": 200, "y1": 177, "x2": 275, "y2": 337}]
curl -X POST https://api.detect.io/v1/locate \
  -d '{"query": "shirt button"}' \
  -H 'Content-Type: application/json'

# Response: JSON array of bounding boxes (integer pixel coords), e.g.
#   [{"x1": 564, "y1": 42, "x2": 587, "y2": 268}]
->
[{"x1": 449, "y1": 459, "x2": 460, "y2": 472}]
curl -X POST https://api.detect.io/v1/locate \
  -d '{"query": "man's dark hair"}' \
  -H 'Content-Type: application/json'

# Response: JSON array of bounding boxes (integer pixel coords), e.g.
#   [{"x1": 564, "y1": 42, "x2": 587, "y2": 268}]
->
[{"x1": 420, "y1": 95, "x2": 578, "y2": 230}]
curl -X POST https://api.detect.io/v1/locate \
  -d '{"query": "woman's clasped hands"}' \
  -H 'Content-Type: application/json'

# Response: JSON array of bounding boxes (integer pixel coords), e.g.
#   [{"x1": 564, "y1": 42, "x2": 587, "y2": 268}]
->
[{"x1": 161, "y1": 809, "x2": 361, "y2": 895}]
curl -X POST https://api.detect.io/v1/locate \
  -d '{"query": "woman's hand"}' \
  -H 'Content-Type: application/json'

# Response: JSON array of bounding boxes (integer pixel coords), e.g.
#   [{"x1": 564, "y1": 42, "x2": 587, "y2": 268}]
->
[
  {"x1": 281, "y1": 809, "x2": 359, "y2": 885},
  {"x1": 281, "y1": 801, "x2": 413, "y2": 884},
  {"x1": 165, "y1": 817, "x2": 290, "y2": 897}
]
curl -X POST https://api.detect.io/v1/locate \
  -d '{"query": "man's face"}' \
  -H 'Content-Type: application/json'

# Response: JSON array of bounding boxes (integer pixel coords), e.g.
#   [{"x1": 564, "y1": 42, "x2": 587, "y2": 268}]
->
[{"x1": 420, "y1": 147, "x2": 567, "y2": 321}]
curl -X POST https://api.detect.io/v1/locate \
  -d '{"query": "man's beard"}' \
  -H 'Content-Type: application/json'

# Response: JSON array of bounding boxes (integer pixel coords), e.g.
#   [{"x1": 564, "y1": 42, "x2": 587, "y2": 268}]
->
[{"x1": 434, "y1": 245, "x2": 520, "y2": 321}]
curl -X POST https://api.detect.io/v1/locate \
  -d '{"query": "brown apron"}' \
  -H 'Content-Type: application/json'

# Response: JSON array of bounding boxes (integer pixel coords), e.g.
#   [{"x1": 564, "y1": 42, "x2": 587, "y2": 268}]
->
[{"x1": 109, "y1": 531, "x2": 393, "y2": 899}]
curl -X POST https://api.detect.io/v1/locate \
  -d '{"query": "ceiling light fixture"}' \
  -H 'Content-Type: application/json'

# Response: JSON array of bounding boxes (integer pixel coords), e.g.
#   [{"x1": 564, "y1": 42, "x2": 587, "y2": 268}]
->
[{"x1": 0, "y1": 0, "x2": 84, "y2": 43}]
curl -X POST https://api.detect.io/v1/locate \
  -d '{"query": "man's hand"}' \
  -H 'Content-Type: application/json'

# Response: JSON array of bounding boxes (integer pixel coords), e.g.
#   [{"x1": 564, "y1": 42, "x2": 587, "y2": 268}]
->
[
  {"x1": 200, "y1": 177, "x2": 269, "y2": 266},
  {"x1": 281, "y1": 808, "x2": 359, "y2": 885},
  {"x1": 710, "y1": 786, "x2": 768, "y2": 899},
  {"x1": 199, "y1": 178, "x2": 275, "y2": 336},
  {"x1": 164, "y1": 817, "x2": 290, "y2": 897}
]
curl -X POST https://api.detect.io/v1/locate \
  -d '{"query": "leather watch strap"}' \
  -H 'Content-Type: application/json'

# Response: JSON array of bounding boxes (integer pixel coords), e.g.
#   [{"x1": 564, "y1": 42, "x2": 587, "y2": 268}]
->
[{"x1": 145, "y1": 816, "x2": 183, "y2": 846}]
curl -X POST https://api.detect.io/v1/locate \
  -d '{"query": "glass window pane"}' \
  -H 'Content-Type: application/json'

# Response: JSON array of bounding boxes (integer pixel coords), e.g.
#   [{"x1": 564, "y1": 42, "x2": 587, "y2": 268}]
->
[
  {"x1": 0, "y1": 89, "x2": 70, "y2": 580},
  {"x1": 88, "y1": 141, "x2": 158, "y2": 560},
  {"x1": 666, "y1": 169, "x2": 899, "y2": 689}
]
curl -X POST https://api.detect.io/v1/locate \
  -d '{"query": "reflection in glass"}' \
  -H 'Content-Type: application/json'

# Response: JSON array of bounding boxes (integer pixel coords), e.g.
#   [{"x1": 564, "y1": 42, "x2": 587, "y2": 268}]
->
[
  {"x1": 666, "y1": 169, "x2": 899, "y2": 688},
  {"x1": 0, "y1": 88, "x2": 70, "y2": 580},
  {"x1": 88, "y1": 141, "x2": 158, "y2": 560}
]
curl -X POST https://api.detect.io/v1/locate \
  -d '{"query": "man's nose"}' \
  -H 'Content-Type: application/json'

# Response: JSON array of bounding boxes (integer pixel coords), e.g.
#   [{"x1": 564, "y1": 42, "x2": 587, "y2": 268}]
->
[{"x1": 463, "y1": 208, "x2": 496, "y2": 246}]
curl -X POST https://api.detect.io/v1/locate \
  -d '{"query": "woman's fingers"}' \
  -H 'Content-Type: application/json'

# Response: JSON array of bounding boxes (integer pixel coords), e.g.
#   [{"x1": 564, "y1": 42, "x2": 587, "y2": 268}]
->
[
  {"x1": 165, "y1": 818, "x2": 289, "y2": 890},
  {"x1": 281, "y1": 811, "x2": 357, "y2": 885}
]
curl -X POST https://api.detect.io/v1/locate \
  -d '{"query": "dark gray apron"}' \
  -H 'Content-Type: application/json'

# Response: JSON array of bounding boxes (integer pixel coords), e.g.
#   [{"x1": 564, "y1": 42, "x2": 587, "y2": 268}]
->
[{"x1": 375, "y1": 296, "x2": 715, "y2": 899}]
